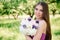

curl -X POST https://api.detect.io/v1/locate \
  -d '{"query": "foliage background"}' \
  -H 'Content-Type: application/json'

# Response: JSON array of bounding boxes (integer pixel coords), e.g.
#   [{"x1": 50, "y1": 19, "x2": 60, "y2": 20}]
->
[{"x1": 0, "y1": 0, "x2": 60, "y2": 40}]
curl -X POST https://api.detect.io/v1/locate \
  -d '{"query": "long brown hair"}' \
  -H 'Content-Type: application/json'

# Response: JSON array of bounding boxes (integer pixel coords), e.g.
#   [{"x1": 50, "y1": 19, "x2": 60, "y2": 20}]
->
[{"x1": 34, "y1": 2, "x2": 52, "y2": 40}]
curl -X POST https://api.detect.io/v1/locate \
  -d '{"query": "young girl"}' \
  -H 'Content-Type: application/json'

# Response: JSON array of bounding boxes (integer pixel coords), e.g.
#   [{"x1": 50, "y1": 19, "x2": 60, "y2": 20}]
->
[{"x1": 25, "y1": 2, "x2": 52, "y2": 40}]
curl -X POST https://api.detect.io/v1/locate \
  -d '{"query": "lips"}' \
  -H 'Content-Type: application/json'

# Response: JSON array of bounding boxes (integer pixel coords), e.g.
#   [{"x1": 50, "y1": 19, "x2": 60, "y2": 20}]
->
[{"x1": 36, "y1": 15, "x2": 41, "y2": 18}]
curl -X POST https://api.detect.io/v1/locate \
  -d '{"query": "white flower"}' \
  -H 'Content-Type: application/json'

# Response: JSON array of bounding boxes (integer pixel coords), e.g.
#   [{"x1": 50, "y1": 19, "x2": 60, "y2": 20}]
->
[
  {"x1": 28, "y1": 29, "x2": 37, "y2": 36},
  {"x1": 19, "y1": 17, "x2": 39, "y2": 36}
]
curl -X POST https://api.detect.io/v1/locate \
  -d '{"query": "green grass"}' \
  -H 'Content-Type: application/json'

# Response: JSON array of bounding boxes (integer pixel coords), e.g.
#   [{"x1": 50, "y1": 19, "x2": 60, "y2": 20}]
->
[
  {"x1": 0, "y1": 18, "x2": 26, "y2": 40},
  {"x1": 0, "y1": 15, "x2": 60, "y2": 40},
  {"x1": 50, "y1": 15, "x2": 60, "y2": 40}
]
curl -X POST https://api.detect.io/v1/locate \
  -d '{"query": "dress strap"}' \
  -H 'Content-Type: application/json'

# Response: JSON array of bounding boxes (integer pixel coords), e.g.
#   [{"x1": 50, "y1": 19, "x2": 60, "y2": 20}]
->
[{"x1": 40, "y1": 33, "x2": 46, "y2": 40}]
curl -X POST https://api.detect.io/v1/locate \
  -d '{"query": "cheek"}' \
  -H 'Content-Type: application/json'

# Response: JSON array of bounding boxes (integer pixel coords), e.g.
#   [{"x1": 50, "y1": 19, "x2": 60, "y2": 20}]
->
[
  {"x1": 34, "y1": 10, "x2": 43, "y2": 17},
  {"x1": 39, "y1": 11, "x2": 43, "y2": 16},
  {"x1": 34, "y1": 12, "x2": 38, "y2": 17},
  {"x1": 40, "y1": 12, "x2": 43, "y2": 18}
]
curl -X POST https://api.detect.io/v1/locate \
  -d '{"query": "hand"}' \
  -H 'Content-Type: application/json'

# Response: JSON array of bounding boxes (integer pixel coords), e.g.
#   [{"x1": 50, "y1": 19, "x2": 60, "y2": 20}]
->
[{"x1": 25, "y1": 35, "x2": 32, "y2": 40}]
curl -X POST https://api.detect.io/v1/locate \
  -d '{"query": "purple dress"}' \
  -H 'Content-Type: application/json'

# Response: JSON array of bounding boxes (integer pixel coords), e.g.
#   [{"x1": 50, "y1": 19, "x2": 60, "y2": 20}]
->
[
  {"x1": 40, "y1": 33, "x2": 46, "y2": 40},
  {"x1": 28, "y1": 33, "x2": 46, "y2": 40}
]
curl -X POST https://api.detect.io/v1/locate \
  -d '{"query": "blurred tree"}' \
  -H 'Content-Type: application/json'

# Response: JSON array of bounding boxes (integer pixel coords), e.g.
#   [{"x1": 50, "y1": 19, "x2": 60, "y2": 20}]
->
[
  {"x1": 17, "y1": 0, "x2": 40, "y2": 18},
  {"x1": 0, "y1": 0, "x2": 60, "y2": 18},
  {"x1": 49, "y1": 3, "x2": 57, "y2": 16},
  {"x1": 56, "y1": 0, "x2": 60, "y2": 14},
  {"x1": 56, "y1": 0, "x2": 60, "y2": 8},
  {"x1": 0, "y1": 0, "x2": 27, "y2": 19},
  {"x1": 44, "y1": 0, "x2": 60, "y2": 16}
]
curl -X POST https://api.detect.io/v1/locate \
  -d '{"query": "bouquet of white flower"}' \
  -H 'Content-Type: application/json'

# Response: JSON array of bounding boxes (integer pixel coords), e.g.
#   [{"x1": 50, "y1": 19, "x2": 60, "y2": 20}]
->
[{"x1": 20, "y1": 17, "x2": 39, "y2": 36}]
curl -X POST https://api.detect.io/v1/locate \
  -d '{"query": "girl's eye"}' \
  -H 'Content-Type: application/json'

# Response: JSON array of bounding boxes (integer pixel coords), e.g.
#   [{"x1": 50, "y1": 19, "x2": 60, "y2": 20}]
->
[{"x1": 35, "y1": 8, "x2": 38, "y2": 10}]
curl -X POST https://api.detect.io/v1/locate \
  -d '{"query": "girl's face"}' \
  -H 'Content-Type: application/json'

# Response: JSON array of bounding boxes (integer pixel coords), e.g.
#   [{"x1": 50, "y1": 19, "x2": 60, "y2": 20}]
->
[{"x1": 34, "y1": 5, "x2": 43, "y2": 20}]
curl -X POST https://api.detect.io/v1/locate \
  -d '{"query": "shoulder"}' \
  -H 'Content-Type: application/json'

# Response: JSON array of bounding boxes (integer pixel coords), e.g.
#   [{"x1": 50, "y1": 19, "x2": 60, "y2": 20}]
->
[
  {"x1": 39, "y1": 20, "x2": 47, "y2": 29},
  {"x1": 39, "y1": 20, "x2": 47, "y2": 26}
]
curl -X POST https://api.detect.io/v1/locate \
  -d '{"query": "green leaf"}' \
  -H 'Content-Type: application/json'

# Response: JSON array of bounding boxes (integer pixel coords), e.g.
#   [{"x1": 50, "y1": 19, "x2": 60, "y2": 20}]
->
[{"x1": 56, "y1": 0, "x2": 60, "y2": 9}]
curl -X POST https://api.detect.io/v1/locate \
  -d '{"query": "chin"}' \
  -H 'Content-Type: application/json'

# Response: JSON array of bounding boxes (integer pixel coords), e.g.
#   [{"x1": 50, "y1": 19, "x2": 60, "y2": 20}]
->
[{"x1": 36, "y1": 17, "x2": 40, "y2": 19}]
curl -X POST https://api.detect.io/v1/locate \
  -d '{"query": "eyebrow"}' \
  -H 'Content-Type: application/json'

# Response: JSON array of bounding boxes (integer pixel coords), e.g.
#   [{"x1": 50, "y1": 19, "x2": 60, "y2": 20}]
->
[{"x1": 35, "y1": 7, "x2": 43, "y2": 11}]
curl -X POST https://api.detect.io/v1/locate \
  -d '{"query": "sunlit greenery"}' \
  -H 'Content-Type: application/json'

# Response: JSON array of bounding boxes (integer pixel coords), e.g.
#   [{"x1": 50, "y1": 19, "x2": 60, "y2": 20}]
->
[
  {"x1": 0, "y1": 0, "x2": 60, "y2": 18},
  {"x1": 0, "y1": 0, "x2": 60, "y2": 40},
  {"x1": 0, "y1": 15, "x2": 60, "y2": 40}
]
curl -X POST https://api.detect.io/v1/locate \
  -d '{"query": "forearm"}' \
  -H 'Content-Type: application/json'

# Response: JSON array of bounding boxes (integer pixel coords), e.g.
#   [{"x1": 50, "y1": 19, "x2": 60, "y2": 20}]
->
[
  {"x1": 33, "y1": 37, "x2": 40, "y2": 40},
  {"x1": 33, "y1": 34, "x2": 41, "y2": 40}
]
